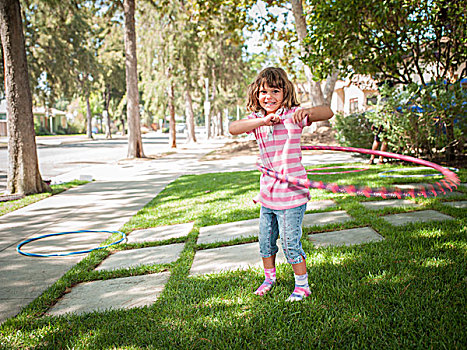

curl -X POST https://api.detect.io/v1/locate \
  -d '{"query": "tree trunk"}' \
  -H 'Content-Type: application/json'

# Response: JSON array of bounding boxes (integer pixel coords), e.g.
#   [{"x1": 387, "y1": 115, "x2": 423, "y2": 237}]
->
[
  {"x1": 204, "y1": 78, "x2": 211, "y2": 139},
  {"x1": 185, "y1": 88, "x2": 196, "y2": 143},
  {"x1": 210, "y1": 69, "x2": 217, "y2": 138},
  {"x1": 123, "y1": 0, "x2": 144, "y2": 158},
  {"x1": 104, "y1": 112, "x2": 112, "y2": 139},
  {"x1": 290, "y1": 0, "x2": 320, "y2": 104},
  {"x1": 85, "y1": 88, "x2": 93, "y2": 139},
  {"x1": 168, "y1": 82, "x2": 176, "y2": 148},
  {"x1": 290, "y1": 0, "x2": 323, "y2": 105},
  {"x1": 221, "y1": 108, "x2": 228, "y2": 136},
  {"x1": 120, "y1": 116, "x2": 125, "y2": 135},
  {"x1": 290, "y1": 0, "x2": 337, "y2": 127},
  {"x1": 0, "y1": 0, "x2": 49, "y2": 195},
  {"x1": 214, "y1": 112, "x2": 220, "y2": 137},
  {"x1": 104, "y1": 84, "x2": 112, "y2": 139},
  {"x1": 323, "y1": 70, "x2": 339, "y2": 105}
]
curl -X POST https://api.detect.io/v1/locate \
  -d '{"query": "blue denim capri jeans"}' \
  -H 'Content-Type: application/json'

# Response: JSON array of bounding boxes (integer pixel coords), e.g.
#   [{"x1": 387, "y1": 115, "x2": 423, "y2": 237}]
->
[{"x1": 259, "y1": 203, "x2": 307, "y2": 264}]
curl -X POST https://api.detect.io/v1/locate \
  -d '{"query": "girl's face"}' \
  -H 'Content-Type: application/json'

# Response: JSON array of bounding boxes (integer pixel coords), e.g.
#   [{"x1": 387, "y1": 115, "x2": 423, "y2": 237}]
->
[{"x1": 258, "y1": 84, "x2": 284, "y2": 115}]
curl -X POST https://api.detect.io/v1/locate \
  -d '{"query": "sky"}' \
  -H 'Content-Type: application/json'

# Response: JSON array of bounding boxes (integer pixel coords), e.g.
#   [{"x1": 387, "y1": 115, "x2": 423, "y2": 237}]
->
[{"x1": 244, "y1": 0, "x2": 293, "y2": 55}]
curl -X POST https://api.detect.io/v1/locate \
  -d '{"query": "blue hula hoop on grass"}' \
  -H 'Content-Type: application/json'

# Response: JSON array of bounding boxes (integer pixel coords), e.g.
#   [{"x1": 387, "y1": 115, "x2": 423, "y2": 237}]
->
[
  {"x1": 378, "y1": 166, "x2": 459, "y2": 178},
  {"x1": 16, "y1": 230, "x2": 127, "y2": 257}
]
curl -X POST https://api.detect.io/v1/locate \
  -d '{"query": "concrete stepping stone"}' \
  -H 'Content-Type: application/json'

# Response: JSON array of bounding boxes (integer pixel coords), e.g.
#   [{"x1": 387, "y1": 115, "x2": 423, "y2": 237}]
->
[
  {"x1": 197, "y1": 218, "x2": 259, "y2": 245},
  {"x1": 95, "y1": 244, "x2": 185, "y2": 271},
  {"x1": 302, "y1": 211, "x2": 352, "y2": 227},
  {"x1": 431, "y1": 191, "x2": 462, "y2": 197},
  {"x1": 308, "y1": 227, "x2": 384, "y2": 248},
  {"x1": 393, "y1": 183, "x2": 437, "y2": 190},
  {"x1": 197, "y1": 211, "x2": 351, "y2": 245},
  {"x1": 441, "y1": 201, "x2": 467, "y2": 209},
  {"x1": 126, "y1": 222, "x2": 194, "y2": 244},
  {"x1": 361, "y1": 199, "x2": 421, "y2": 210},
  {"x1": 381, "y1": 210, "x2": 454, "y2": 226},
  {"x1": 47, "y1": 272, "x2": 170, "y2": 316},
  {"x1": 189, "y1": 242, "x2": 286, "y2": 276},
  {"x1": 306, "y1": 199, "x2": 336, "y2": 211}
]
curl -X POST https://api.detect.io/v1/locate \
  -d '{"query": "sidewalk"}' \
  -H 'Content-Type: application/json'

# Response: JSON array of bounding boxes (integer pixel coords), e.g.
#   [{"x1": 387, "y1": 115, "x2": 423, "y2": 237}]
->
[
  {"x1": 0, "y1": 133, "x2": 129, "y2": 149},
  {"x1": 0, "y1": 137, "x2": 236, "y2": 324},
  {"x1": 0, "y1": 138, "x2": 366, "y2": 324}
]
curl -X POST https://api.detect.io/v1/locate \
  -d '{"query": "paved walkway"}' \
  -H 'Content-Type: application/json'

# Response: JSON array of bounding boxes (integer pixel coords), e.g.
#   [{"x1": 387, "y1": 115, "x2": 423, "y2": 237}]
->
[
  {"x1": 1, "y1": 139, "x2": 463, "y2": 322},
  {"x1": 0, "y1": 137, "x2": 236, "y2": 323}
]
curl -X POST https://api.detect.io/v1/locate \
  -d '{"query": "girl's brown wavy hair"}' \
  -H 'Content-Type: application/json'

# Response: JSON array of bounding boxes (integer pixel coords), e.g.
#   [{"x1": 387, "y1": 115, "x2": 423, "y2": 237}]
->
[{"x1": 246, "y1": 67, "x2": 300, "y2": 113}]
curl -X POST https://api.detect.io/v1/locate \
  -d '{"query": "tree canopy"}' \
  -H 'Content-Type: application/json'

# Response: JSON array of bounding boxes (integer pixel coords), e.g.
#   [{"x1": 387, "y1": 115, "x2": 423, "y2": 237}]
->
[
  {"x1": 301, "y1": 0, "x2": 467, "y2": 84},
  {"x1": 137, "y1": 0, "x2": 252, "y2": 141}
]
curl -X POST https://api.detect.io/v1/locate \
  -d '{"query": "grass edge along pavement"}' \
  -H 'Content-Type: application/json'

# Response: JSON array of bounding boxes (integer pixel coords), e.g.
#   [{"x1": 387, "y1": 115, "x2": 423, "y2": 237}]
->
[
  {"x1": 0, "y1": 180, "x2": 90, "y2": 217},
  {"x1": 0, "y1": 163, "x2": 466, "y2": 349}
]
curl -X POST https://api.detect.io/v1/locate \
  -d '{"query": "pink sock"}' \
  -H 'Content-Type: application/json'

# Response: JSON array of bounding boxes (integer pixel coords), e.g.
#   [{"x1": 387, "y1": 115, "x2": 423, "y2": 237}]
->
[
  {"x1": 286, "y1": 273, "x2": 311, "y2": 301},
  {"x1": 254, "y1": 267, "x2": 276, "y2": 296}
]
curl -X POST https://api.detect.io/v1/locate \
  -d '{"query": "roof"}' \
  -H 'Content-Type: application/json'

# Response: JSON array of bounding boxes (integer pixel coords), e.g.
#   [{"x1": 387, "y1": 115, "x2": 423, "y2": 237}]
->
[
  {"x1": 349, "y1": 75, "x2": 379, "y2": 91},
  {"x1": 333, "y1": 75, "x2": 380, "y2": 91},
  {"x1": 33, "y1": 107, "x2": 66, "y2": 116},
  {"x1": 0, "y1": 101, "x2": 66, "y2": 118}
]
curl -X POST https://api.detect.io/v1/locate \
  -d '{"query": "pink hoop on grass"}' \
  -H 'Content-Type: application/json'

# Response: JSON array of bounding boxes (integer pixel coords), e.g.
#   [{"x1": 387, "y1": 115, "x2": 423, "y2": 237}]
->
[{"x1": 257, "y1": 145, "x2": 460, "y2": 198}]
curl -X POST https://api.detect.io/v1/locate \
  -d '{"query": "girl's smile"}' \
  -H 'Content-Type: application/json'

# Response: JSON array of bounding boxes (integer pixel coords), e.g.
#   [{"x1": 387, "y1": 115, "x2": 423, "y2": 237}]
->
[{"x1": 259, "y1": 84, "x2": 284, "y2": 115}]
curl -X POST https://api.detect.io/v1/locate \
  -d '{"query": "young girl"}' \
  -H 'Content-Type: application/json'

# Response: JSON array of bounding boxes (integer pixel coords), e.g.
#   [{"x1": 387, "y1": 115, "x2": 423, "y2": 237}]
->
[{"x1": 229, "y1": 67, "x2": 333, "y2": 301}]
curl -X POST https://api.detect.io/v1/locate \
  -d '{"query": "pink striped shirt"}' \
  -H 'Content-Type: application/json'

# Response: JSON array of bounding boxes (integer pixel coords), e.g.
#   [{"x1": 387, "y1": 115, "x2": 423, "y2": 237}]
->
[{"x1": 247, "y1": 106, "x2": 311, "y2": 210}]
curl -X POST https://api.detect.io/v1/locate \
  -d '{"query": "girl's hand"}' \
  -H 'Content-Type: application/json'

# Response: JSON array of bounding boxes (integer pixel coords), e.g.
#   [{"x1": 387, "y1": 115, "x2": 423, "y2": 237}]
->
[
  {"x1": 263, "y1": 114, "x2": 281, "y2": 126},
  {"x1": 292, "y1": 108, "x2": 310, "y2": 124}
]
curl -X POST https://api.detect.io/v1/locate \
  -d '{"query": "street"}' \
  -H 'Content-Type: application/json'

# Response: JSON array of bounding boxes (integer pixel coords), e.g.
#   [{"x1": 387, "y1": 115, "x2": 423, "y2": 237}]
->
[{"x1": 0, "y1": 132, "x2": 191, "y2": 193}]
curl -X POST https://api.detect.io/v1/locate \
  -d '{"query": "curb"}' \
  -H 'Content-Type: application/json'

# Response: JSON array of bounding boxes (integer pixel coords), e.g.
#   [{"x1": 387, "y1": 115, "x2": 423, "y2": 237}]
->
[{"x1": 0, "y1": 135, "x2": 129, "y2": 149}]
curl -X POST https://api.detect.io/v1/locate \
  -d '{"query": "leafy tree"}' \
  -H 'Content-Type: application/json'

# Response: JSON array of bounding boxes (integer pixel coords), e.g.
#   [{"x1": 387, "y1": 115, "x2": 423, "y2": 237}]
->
[
  {"x1": 301, "y1": 0, "x2": 466, "y2": 160},
  {"x1": 138, "y1": 0, "x2": 250, "y2": 144},
  {"x1": 301, "y1": 0, "x2": 467, "y2": 84},
  {"x1": 367, "y1": 81, "x2": 466, "y2": 160},
  {"x1": 0, "y1": 0, "x2": 49, "y2": 195},
  {"x1": 290, "y1": 0, "x2": 337, "y2": 107},
  {"x1": 95, "y1": 10, "x2": 126, "y2": 138},
  {"x1": 138, "y1": 0, "x2": 182, "y2": 147},
  {"x1": 196, "y1": 0, "x2": 251, "y2": 137},
  {"x1": 21, "y1": 0, "x2": 104, "y2": 139},
  {"x1": 248, "y1": 0, "x2": 338, "y2": 127}
]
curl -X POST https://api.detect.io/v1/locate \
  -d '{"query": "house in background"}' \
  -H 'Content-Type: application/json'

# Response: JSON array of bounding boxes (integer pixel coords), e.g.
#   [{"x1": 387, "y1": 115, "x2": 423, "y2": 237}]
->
[
  {"x1": 33, "y1": 106, "x2": 68, "y2": 134},
  {"x1": 331, "y1": 75, "x2": 379, "y2": 116},
  {"x1": 295, "y1": 75, "x2": 379, "y2": 116},
  {"x1": 0, "y1": 99, "x2": 68, "y2": 137},
  {"x1": 330, "y1": 60, "x2": 466, "y2": 116}
]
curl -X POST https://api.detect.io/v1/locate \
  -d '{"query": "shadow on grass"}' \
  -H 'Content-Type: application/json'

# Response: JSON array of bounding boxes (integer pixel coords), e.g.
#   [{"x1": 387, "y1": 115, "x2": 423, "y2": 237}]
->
[
  {"x1": 3, "y1": 220, "x2": 465, "y2": 349},
  {"x1": 2, "y1": 169, "x2": 465, "y2": 349}
]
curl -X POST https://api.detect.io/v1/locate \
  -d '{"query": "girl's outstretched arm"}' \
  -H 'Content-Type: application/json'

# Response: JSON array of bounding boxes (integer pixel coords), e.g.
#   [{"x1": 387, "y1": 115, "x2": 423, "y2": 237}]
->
[
  {"x1": 229, "y1": 114, "x2": 280, "y2": 135},
  {"x1": 292, "y1": 105, "x2": 334, "y2": 125}
]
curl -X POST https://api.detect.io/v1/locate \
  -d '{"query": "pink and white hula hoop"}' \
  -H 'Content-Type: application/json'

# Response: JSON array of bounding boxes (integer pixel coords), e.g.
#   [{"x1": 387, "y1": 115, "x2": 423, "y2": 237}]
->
[{"x1": 257, "y1": 145, "x2": 460, "y2": 198}]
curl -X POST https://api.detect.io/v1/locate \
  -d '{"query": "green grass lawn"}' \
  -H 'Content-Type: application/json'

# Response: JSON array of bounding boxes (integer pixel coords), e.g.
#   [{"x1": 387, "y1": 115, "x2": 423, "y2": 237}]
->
[{"x1": 0, "y1": 164, "x2": 465, "y2": 349}]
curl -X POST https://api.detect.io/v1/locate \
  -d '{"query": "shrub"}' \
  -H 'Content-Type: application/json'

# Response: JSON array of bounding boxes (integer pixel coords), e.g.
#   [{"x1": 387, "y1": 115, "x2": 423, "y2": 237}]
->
[
  {"x1": 333, "y1": 81, "x2": 466, "y2": 161},
  {"x1": 332, "y1": 111, "x2": 373, "y2": 149},
  {"x1": 367, "y1": 81, "x2": 466, "y2": 160}
]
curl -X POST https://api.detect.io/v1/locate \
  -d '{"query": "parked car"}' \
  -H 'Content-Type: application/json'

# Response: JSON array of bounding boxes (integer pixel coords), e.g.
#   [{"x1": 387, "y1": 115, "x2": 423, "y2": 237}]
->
[{"x1": 176, "y1": 123, "x2": 186, "y2": 133}]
